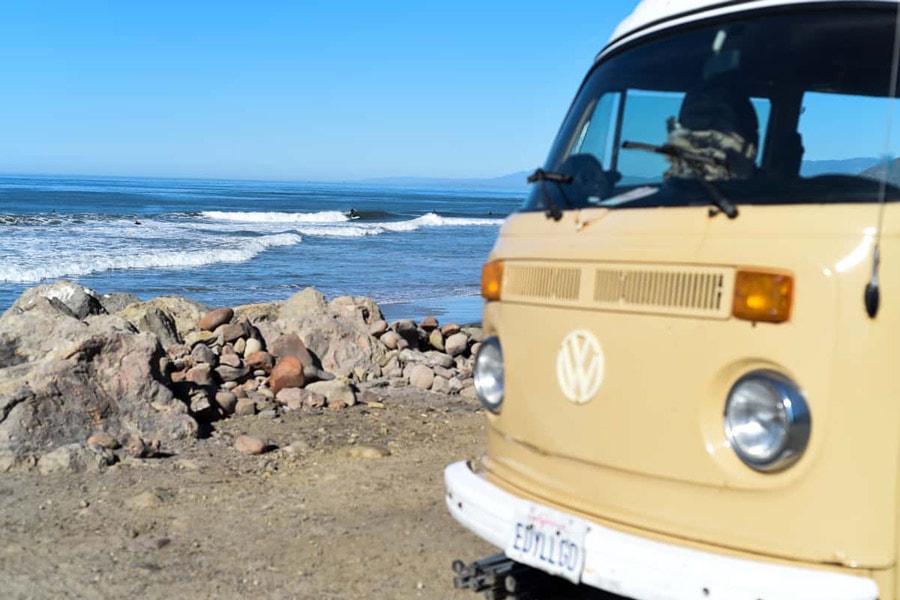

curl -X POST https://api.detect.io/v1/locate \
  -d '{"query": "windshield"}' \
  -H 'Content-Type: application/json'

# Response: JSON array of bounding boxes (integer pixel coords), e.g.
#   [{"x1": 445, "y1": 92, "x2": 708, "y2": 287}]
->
[{"x1": 523, "y1": 5, "x2": 900, "y2": 214}]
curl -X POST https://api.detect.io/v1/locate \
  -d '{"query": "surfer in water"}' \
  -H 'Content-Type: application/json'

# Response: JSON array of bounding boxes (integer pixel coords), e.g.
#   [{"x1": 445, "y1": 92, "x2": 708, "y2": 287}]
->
[{"x1": 346, "y1": 208, "x2": 360, "y2": 220}]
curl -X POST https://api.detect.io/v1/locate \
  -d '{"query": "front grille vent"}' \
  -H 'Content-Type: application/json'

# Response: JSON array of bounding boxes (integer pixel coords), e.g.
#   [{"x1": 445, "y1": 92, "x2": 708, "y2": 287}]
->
[
  {"x1": 499, "y1": 261, "x2": 734, "y2": 318},
  {"x1": 594, "y1": 268, "x2": 727, "y2": 314},
  {"x1": 504, "y1": 265, "x2": 580, "y2": 301}
]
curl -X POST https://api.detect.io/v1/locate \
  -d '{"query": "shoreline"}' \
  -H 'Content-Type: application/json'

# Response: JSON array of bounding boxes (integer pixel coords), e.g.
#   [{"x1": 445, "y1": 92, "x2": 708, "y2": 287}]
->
[
  {"x1": 378, "y1": 294, "x2": 484, "y2": 326},
  {"x1": 1, "y1": 287, "x2": 485, "y2": 328}
]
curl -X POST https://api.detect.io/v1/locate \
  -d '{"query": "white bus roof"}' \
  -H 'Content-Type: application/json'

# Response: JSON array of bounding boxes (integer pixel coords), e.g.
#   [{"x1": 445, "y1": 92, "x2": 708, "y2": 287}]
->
[{"x1": 604, "y1": 0, "x2": 899, "y2": 58}]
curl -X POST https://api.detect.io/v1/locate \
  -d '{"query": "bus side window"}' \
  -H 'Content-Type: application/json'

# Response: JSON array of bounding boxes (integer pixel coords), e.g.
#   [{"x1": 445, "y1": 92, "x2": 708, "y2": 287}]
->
[{"x1": 570, "y1": 92, "x2": 620, "y2": 171}]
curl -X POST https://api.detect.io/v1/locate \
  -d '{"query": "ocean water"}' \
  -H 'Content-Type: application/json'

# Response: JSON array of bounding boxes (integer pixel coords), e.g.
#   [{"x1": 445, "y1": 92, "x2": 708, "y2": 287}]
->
[{"x1": 0, "y1": 175, "x2": 525, "y2": 324}]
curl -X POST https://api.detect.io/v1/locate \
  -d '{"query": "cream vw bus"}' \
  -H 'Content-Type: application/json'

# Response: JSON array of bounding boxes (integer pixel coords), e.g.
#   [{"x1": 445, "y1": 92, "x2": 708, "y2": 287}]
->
[{"x1": 445, "y1": 1, "x2": 900, "y2": 599}]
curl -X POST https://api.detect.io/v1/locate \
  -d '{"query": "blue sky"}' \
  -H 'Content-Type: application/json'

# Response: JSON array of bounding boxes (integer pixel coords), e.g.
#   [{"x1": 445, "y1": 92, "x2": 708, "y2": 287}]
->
[{"x1": 0, "y1": 1, "x2": 636, "y2": 181}]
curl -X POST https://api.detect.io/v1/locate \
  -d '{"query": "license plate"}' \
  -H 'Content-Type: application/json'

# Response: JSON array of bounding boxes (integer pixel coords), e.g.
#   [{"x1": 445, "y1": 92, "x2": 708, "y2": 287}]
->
[{"x1": 504, "y1": 503, "x2": 588, "y2": 584}]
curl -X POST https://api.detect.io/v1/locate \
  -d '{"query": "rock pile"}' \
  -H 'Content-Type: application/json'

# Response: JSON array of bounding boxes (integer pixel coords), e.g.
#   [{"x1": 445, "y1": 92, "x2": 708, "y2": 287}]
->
[
  {"x1": 368, "y1": 318, "x2": 482, "y2": 395},
  {"x1": 158, "y1": 290, "x2": 482, "y2": 420},
  {"x1": 0, "y1": 281, "x2": 482, "y2": 472}
]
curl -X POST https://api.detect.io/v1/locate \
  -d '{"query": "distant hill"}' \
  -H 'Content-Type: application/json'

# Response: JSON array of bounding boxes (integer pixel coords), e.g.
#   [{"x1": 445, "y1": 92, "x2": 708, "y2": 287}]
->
[
  {"x1": 800, "y1": 157, "x2": 880, "y2": 177},
  {"x1": 364, "y1": 158, "x2": 884, "y2": 190},
  {"x1": 859, "y1": 158, "x2": 900, "y2": 186}
]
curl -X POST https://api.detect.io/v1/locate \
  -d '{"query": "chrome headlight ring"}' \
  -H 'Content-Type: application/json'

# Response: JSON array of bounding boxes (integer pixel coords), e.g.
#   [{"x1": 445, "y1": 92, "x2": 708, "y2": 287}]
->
[
  {"x1": 724, "y1": 370, "x2": 811, "y2": 472},
  {"x1": 474, "y1": 336, "x2": 504, "y2": 413}
]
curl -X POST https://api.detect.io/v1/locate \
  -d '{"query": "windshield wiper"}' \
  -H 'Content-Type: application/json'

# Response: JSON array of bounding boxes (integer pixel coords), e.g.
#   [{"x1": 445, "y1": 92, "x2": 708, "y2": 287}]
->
[
  {"x1": 621, "y1": 140, "x2": 739, "y2": 219},
  {"x1": 527, "y1": 168, "x2": 573, "y2": 221}
]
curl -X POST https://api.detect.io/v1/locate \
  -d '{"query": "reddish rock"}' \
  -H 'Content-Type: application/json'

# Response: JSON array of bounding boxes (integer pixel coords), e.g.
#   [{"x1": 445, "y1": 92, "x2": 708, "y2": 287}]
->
[
  {"x1": 87, "y1": 432, "x2": 119, "y2": 449},
  {"x1": 218, "y1": 353, "x2": 242, "y2": 368},
  {"x1": 440, "y1": 323, "x2": 461, "y2": 337},
  {"x1": 234, "y1": 435, "x2": 266, "y2": 455},
  {"x1": 245, "y1": 351, "x2": 275, "y2": 373},
  {"x1": 198, "y1": 307, "x2": 234, "y2": 331},
  {"x1": 420, "y1": 316, "x2": 439, "y2": 331},
  {"x1": 269, "y1": 356, "x2": 305, "y2": 395},
  {"x1": 185, "y1": 364, "x2": 214, "y2": 386}
]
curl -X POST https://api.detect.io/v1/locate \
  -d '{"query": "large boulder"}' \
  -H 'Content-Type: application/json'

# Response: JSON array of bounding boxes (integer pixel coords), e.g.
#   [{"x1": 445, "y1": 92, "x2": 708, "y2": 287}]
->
[
  {"x1": 4, "y1": 281, "x2": 105, "y2": 320},
  {"x1": 280, "y1": 288, "x2": 328, "y2": 321},
  {"x1": 272, "y1": 288, "x2": 387, "y2": 380},
  {"x1": 0, "y1": 288, "x2": 197, "y2": 471},
  {"x1": 329, "y1": 295, "x2": 384, "y2": 326},
  {"x1": 0, "y1": 296, "x2": 135, "y2": 365}
]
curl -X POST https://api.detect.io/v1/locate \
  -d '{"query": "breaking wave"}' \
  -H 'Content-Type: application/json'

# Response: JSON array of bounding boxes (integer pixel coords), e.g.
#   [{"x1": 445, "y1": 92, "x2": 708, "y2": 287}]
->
[
  {"x1": 201, "y1": 210, "x2": 350, "y2": 223},
  {"x1": 0, "y1": 233, "x2": 302, "y2": 283}
]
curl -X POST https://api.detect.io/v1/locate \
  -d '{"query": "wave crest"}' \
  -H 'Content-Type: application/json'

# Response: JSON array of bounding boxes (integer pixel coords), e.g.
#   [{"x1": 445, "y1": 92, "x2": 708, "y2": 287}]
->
[
  {"x1": 0, "y1": 233, "x2": 302, "y2": 283},
  {"x1": 201, "y1": 210, "x2": 349, "y2": 223}
]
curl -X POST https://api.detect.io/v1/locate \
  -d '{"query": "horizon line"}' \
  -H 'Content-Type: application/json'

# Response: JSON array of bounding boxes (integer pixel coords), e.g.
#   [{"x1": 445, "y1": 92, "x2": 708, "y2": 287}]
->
[{"x1": 0, "y1": 169, "x2": 534, "y2": 187}]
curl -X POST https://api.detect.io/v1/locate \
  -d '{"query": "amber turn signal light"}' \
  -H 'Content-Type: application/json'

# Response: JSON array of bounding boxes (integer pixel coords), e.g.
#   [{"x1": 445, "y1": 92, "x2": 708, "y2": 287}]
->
[
  {"x1": 481, "y1": 260, "x2": 505, "y2": 301},
  {"x1": 732, "y1": 269, "x2": 793, "y2": 323}
]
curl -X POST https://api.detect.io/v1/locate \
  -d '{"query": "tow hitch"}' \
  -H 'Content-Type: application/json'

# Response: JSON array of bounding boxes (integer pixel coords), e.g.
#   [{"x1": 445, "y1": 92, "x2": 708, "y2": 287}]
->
[{"x1": 451, "y1": 552, "x2": 594, "y2": 599}]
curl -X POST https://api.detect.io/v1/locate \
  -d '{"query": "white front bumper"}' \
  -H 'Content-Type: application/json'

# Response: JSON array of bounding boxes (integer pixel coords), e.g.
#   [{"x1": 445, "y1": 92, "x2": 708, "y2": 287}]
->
[{"x1": 444, "y1": 460, "x2": 879, "y2": 600}]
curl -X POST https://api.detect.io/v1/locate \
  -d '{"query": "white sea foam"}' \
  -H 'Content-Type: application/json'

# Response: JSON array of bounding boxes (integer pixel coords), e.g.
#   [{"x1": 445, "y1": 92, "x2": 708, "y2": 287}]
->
[
  {"x1": 199, "y1": 210, "x2": 500, "y2": 231},
  {"x1": 293, "y1": 225, "x2": 383, "y2": 237},
  {"x1": 376, "y1": 213, "x2": 501, "y2": 232},
  {"x1": 411, "y1": 212, "x2": 501, "y2": 227},
  {"x1": 0, "y1": 210, "x2": 502, "y2": 283},
  {"x1": 0, "y1": 233, "x2": 301, "y2": 283},
  {"x1": 291, "y1": 214, "x2": 502, "y2": 238},
  {"x1": 201, "y1": 210, "x2": 349, "y2": 223}
]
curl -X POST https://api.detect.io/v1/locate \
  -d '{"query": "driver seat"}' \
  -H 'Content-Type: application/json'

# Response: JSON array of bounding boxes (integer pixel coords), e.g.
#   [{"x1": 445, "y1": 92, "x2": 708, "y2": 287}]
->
[{"x1": 665, "y1": 78, "x2": 759, "y2": 181}]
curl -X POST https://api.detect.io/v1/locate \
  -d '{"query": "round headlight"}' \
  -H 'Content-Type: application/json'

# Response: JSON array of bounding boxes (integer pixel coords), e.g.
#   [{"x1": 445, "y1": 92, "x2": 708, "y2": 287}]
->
[
  {"x1": 724, "y1": 370, "x2": 810, "y2": 472},
  {"x1": 474, "y1": 336, "x2": 504, "y2": 412}
]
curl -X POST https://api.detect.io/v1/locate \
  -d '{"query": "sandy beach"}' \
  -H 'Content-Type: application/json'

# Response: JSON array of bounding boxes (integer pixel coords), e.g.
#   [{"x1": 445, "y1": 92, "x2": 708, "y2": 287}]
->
[
  {"x1": 0, "y1": 385, "x2": 497, "y2": 600},
  {"x1": 0, "y1": 280, "x2": 507, "y2": 599}
]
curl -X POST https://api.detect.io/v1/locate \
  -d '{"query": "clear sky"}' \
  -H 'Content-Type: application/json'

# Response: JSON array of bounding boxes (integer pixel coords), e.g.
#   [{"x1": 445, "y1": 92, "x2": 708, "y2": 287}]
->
[{"x1": 0, "y1": 1, "x2": 636, "y2": 182}]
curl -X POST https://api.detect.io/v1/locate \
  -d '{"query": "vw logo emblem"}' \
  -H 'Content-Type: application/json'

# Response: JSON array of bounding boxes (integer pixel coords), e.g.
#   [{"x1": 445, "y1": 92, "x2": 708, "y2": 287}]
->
[{"x1": 556, "y1": 330, "x2": 604, "y2": 404}]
